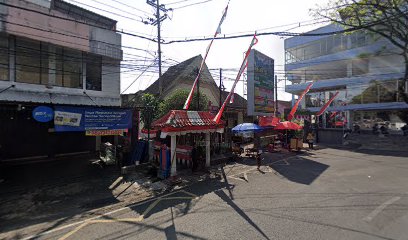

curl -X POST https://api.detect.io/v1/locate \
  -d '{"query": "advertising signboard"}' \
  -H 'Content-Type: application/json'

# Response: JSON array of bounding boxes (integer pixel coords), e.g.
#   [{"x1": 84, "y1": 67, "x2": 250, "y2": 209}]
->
[
  {"x1": 32, "y1": 106, "x2": 54, "y2": 123},
  {"x1": 247, "y1": 50, "x2": 275, "y2": 116},
  {"x1": 54, "y1": 106, "x2": 132, "y2": 132}
]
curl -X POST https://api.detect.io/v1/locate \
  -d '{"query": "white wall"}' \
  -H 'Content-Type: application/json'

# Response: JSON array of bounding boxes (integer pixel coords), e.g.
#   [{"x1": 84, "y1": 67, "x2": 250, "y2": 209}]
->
[{"x1": 90, "y1": 27, "x2": 122, "y2": 60}]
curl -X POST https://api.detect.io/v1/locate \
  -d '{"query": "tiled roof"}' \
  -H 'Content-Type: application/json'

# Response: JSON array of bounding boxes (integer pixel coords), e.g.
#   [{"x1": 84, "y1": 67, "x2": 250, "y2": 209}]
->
[
  {"x1": 152, "y1": 110, "x2": 224, "y2": 129},
  {"x1": 144, "y1": 55, "x2": 215, "y2": 96}
]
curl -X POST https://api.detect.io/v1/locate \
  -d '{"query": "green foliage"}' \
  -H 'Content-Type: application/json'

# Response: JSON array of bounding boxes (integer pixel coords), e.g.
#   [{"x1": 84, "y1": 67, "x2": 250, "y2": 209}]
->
[
  {"x1": 158, "y1": 89, "x2": 209, "y2": 117},
  {"x1": 140, "y1": 93, "x2": 160, "y2": 129}
]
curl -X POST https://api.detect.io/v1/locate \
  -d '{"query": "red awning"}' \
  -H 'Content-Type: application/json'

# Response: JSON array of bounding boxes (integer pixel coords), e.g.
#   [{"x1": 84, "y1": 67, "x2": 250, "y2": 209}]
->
[
  {"x1": 258, "y1": 116, "x2": 280, "y2": 127},
  {"x1": 274, "y1": 121, "x2": 303, "y2": 130},
  {"x1": 149, "y1": 110, "x2": 225, "y2": 138}
]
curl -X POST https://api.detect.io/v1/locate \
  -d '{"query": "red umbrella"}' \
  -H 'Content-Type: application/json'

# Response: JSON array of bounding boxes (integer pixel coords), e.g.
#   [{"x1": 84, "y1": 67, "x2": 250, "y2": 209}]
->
[{"x1": 274, "y1": 121, "x2": 303, "y2": 130}]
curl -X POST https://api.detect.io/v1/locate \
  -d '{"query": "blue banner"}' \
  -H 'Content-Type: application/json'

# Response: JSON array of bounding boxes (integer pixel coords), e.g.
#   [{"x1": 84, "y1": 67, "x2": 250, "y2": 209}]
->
[{"x1": 54, "y1": 106, "x2": 132, "y2": 132}]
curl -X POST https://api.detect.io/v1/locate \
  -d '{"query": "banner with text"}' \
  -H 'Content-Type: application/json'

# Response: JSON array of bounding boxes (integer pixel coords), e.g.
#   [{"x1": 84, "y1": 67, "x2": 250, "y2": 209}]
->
[
  {"x1": 54, "y1": 106, "x2": 132, "y2": 132},
  {"x1": 247, "y1": 50, "x2": 275, "y2": 116}
]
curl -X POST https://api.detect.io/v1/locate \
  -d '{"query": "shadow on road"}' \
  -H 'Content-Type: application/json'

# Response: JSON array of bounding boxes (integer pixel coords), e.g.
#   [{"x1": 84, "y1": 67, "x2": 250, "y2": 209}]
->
[
  {"x1": 127, "y1": 165, "x2": 271, "y2": 240},
  {"x1": 270, "y1": 156, "x2": 329, "y2": 185},
  {"x1": 0, "y1": 156, "x2": 123, "y2": 236},
  {"x1": 214, "y1": 189, "x2": 271, "y2": 240}
]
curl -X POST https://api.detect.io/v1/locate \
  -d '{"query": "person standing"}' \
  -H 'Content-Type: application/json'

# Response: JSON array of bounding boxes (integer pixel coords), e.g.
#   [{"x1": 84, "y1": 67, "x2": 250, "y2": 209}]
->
[{"x1": 306, "y1": 132, "x2": 315, "y2": 150}]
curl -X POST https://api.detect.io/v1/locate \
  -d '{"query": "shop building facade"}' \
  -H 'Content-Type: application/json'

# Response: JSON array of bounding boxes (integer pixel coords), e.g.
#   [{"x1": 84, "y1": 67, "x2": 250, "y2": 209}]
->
[
  {"x1": 285, "y1": 24, "x2": 408, "y2": 138},
  {"x1": 0, "y1": 0, "x2": 122, "y2": 160}
]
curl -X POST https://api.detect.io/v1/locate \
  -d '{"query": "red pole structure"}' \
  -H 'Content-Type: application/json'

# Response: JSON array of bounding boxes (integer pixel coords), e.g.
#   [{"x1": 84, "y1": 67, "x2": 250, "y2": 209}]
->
[
  {"x1": 316, "y1": 91, "x2": 339, "y2": 116},
  {"x1": 184, "y1": 3, "x2": 229, "y2": 110},
  {"x1": 287, "y1": 82, "x2": 314, "y2": 121},
  {"x1": 214, "y1": 33, "x2": 258, "y2": 123}
]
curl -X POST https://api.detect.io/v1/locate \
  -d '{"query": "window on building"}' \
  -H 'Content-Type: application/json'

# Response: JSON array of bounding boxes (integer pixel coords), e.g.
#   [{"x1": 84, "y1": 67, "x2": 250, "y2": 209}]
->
[
  {"x1": 16, "y1": 38, "x2": 41, "y2": 84},
  {"x1": 378, "y1": 80, "x2": 398, "y2": 103},
  {"x1": 352, "y1": 59, "x2": 369, "y2": 76},
  {"x1": 55, "y1": 47, "x2": 64, "y2": 87},
  {"x1": 55, "y1": 47, "x2": 83, "y2": 88},
  {"x1": 304, "y1": 42, "x2": 321, "y2": 60},
  {"x1": 0, "y1": 34, "x2": 8, "y2": 81},
  {"x1": 330, "y1": 90, "x2": 347, "y2": 107},
  {"x1": 63, "y1": 49, "x2": 82, "y2": 88},
  {"x1": 86, "y1": 54, "x2": 102, "y2": 91},
  {"x1": 397, "y1": 79, "x2": 408, "y2": 102},
  {"x1": 306, "y1": 92, "x2": 325, "y2": 108},
  {"x1": 347, "y1": 84, "x2": 364, "y2": 104},
  {"x1": 362, "y1": 81, "x2": 380, "y2": 104},
  {"x1": 350, "y1": 32, "x2": 367, "y2": 48},
  {"x1": 353, "y1": 110, "x2": 404, "y2": 131},
  {"x1": 41, "y1": 43, "x2": 49, "y2": 85}
]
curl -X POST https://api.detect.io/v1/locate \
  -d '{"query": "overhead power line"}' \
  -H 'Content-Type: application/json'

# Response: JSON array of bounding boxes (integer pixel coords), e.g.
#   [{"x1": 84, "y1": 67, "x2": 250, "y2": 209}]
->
[
  {"x1": 172, "y1": 0, "x2": 215, "y2": 9},
  {"x1": 164, "y1": 0, "x2": 192, "y2": 5},
  {"x1": 109, "y1": 0, "x2": 152, "y2": 15},
  {"x1": 68, "y1": 0, "x2": 145, "y2": 23},
  {"x1": 87, "y1": 0, "x2": 148, "y2": 20},
  {"x1": 0, "y1": 2, "x2": 156, "y2": 42}
]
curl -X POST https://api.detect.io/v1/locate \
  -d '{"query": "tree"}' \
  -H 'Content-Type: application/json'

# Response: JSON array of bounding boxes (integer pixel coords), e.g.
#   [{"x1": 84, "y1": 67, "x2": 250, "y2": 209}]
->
[
  {"x1": 158, "y1": 89, "x2": 209, "y2": 117},
  {"x1": 140, "y1": 93, "x2": 160, "y2": 130},
  {"x1": 313, "y1": 0, "x2": 408, "y2": 103}
]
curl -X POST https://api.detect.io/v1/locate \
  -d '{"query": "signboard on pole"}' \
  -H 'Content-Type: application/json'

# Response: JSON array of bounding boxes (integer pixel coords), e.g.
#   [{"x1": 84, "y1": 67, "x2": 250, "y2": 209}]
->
[{"x1": 247, "y1": 49, "x2": 275, "y2": 116}]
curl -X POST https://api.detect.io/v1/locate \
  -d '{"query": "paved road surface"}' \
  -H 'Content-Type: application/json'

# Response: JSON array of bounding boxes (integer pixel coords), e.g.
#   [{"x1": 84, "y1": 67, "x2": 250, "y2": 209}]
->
[{"x1": 9, "y1": 148, "x2": 408, "y2": 240}]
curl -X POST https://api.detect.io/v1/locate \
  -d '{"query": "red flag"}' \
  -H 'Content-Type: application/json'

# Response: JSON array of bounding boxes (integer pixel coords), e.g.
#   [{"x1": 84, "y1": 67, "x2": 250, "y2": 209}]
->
[
  {"x1": 214, "y1": 34, "x2": 258, "y2": 123},
  {"x1": 316, "y1": 91, "x2": 339, "y2": 116},
  {"x1": 287, "y1": 82, "x2": 313, "y2": 121},
  {"x1": 183, "y1": 4, "x2": 229, "y2": 110}
]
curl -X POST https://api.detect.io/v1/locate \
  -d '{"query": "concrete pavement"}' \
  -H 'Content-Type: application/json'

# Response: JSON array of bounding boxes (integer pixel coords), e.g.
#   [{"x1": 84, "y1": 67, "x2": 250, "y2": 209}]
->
[{"x1": 4, "y1": 147, "x2": 408, "y2": 240}]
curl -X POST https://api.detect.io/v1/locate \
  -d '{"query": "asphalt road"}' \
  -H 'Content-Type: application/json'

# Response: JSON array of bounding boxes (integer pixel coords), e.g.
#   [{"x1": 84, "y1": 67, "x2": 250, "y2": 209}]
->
[{"x1": 18, "y1": 148, "x2": 408, "y2": 240}]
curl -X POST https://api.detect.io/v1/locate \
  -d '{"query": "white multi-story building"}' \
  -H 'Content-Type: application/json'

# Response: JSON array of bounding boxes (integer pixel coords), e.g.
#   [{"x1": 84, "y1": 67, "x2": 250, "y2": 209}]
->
[
  {"x1": 0, "y1": 0, "x2": 123, "y2": 160},
  {"x1": 285, "y1": 24, "x2": 408, "y2": 142}
]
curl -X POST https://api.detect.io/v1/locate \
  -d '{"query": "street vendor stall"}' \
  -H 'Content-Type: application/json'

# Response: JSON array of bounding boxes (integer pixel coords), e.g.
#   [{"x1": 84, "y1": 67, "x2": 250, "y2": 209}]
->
[
  {"x1": 142, "y1": 110, "x2": 224, "y2": 177},
  {"x1": 274, "y1": 121, "x2": 303, "y2": 151}
]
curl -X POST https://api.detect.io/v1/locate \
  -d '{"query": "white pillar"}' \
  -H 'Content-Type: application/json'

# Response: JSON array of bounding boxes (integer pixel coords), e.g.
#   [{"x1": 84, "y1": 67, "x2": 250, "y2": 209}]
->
[
  {"x1": 170, "y1": 135, "x2": 177, "y2": 176},
  {"x1": 205, "y1": 133, "x2": 211, "y2": 167}
]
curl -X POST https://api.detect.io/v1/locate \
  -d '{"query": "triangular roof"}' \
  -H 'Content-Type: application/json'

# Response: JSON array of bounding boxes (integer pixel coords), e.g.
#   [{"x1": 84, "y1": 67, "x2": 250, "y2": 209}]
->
[
  {"x1": 221, "y1": 91, "x2": 247, "y2": 109},
  {"x1": 144, "y1": 55, "x2": 218, "y2": 98}
]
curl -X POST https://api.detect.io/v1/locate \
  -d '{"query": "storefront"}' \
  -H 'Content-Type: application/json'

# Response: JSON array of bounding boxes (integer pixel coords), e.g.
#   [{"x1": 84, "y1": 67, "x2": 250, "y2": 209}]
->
[{"x1": 0, "y1": 103, "x2": 132, "y2": 161}]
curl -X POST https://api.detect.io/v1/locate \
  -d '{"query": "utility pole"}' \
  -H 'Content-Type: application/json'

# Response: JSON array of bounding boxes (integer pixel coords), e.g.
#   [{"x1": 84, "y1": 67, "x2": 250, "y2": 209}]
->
[
  {"x1": 156, "y1": 0, "x2": 162, "y2": 82},
  {"x1": 219, "y1": 68, "x2": 222, "y2": 109},
  {"x1": 197, "y1": 74, "x2": 200, "y2": 110},
  {"x1": 146, "y1": 0, "x2": 169, "y2": 95},
  {"x1": 275, "y1": 75, "x2": 278, "y2": 117}
]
